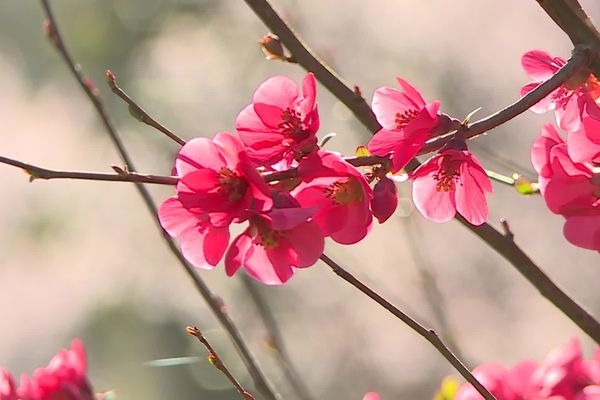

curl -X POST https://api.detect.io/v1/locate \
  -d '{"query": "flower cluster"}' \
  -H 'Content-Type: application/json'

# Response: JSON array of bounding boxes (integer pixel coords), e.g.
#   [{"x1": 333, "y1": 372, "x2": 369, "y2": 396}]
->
[
  {"x1": 454, "y1": 338, "x2": 600, "y2": 400},
  {"x1": 0, "y1": 340, "x2": 95, "y2": 400},
  {"x1": 367, "y1": 78, "x2": 492, "y2": 225},
  {"x1": 160, "y1": 73, "x2": 384, "y2": 284},
  {"x1": 523, "y1": 50, "x2": 600, "y2": 253},
  {"x1": 159, "y1": 71, "x2": 501, "y2": 284}
]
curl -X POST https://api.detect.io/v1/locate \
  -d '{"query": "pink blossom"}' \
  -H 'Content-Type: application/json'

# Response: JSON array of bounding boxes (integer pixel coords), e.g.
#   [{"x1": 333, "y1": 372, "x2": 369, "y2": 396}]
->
[
  {"x1": 0, "y1": 369, "x2": 17, "y2": 400},
  {"x1": 18, "y1": 340, "x2": 94, "y2": 400},
  {"x1": 521, "y1": 50, "x2": 600, "y2": 132},
  {"x1": 294, "y1": 151, "x2": 373, "y2": 244},
  {"x1": 567, "y1": 116, "x2": 600, "y2": 165},
  {"x1": 159, "y1": 132, "x2": 274, "y2": 268},
  {"x1": 371, "y1": 177, "x2": 398, "y2": 223},
  {"x1": 455, "y1": 338, "x2": 600, "y2": 400},
  {"x1": 411, "y1": 145, "x2": 492, "y2": 226},
  {"x1": 362, "y1": 392, "x2": 381, "y2": 400},
  {"x1": 531, "y1": 124, "x2": 600, "y2": 252},
  {"x1": 225, "y1": 193, "x2": 324, "y2": 285},
  {"x1": 367, "y1": 78, "x2": 441, "y2": 172},
  {"x1": 236, "y1": 73, "x2": 319, "y2": 166}
]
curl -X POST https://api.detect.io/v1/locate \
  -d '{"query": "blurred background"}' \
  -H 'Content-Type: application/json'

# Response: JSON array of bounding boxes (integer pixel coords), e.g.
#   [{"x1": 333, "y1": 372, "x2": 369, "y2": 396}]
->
[{"x1": 1, "y1": 1, "x2": 599, "y2": 399}]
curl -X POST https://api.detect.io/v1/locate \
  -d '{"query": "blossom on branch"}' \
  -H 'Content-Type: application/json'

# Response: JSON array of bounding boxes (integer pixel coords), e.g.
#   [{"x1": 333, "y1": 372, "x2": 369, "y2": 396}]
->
[
  {"x1": 236, "y1": 73, "x2": 320, "y2": 166},
  {"x1": 0, "y1": 340, "x2": 95, "y2": 400},
  {"x1": 411, "y1": 142, "x2": 492, "y2": 226},
  {"x1": 367, "y1": 78, "x2": 441, "y2": 172},
  {"x1": 521, "y1": 50, "x2": 600, "y2": 132},
  {"x1": 455, "y1": 338, "x2": 600, "y2": 400},
  {"x1": 531, "y1": 124, "x2": 600, "y2": 253},
  {"x1": 225, "y1": 193, "x2": 324, "y2": 285},
  {"x1": 294, "y1": 151, "x2": 374, "y2": 244}
]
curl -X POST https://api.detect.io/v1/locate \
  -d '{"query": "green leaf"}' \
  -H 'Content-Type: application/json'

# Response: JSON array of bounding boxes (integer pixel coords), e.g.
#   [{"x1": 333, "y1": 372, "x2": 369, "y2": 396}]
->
[
  {"x1": 355, "y1": 145, "x2": 370, "y2": 157},
  {"x1": 514, "y1": 175, "x2": 536, "y2": 195}
]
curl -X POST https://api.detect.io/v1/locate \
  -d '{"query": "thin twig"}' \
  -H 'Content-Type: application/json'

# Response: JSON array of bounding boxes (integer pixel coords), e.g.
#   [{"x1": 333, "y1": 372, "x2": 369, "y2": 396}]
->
[
  {"x1": 419, "y1": 46, "x2": 590, "y2": 155},
  {"x1": 319, "y1": 254, "x2": 496, "y2": 400},
  {"x1": 40, "y1": 2, "x2": 278, "y2": 398},
  {"x1": 244, "y1": 0, "x2": 600, "y2": 345},
  {"x1": 105, "y1": 70, "x2": 186, "y2": 146},
  {"x1": 0, "y1": 156, "x2": 178, "y2": 185},
  {"x1": 240, "y1": 275, "x2": 314, "y2": 400},
  {"x1": 186, "y1": 326, "x2": 256, "y2": 400}
]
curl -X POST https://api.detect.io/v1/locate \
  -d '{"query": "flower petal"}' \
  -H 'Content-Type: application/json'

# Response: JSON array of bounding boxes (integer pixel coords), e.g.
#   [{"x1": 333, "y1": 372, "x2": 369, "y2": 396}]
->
[{"x1": 522, "y1": 50, "x2": 564, "y2": 80}]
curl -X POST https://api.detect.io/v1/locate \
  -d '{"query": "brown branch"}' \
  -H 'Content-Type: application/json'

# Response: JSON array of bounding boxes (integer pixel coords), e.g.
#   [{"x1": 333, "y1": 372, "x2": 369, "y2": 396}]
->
[
  {"x1": 40, "y1": 2, "x2": 278, "y2": 398},
  {"x1": 0, "y1": 156, "x2": 178, "y2": 185},
  {"x1": 534, "y1": 0, "x2": 600, "y2": 76},
  {"x1": 455, "y1": 215, "x2": 600, "y2": 344},
  {"x1": 105, "y1": 70, "x2": 186, "y2": 146},
  {"x1": 319, "y1": 254, "x2": 497, "y2": 400},
  {"x1": 242, "y1": 0, "x2": 381, "y2": 134},
  {"x1": 419, "y1": 46, "x2": 590, "y2": 155},
  {"x1": 244, "y1": 0, "x2": 600, "y2": 345},
  {"x1": 187, "y1": 326, "x2": 256, "y2": 400}
]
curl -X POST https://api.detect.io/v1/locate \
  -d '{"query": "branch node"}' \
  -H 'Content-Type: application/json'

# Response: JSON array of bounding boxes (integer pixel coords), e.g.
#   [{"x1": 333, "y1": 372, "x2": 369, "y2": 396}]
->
[{"x1": 500, "y1": 218, "x2": 514, "y2": 240}]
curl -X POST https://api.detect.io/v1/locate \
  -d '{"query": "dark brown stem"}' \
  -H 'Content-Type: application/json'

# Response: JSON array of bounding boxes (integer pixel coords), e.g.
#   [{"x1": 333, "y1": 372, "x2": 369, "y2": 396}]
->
[
  {"x1": 455, "y1": 216, "x2": 600, "y2": 344},
  {"x1": 319, "y1": 254, "x2": 496, "y2": 400},
  {"x1": 0, "y1": 156, "x2": 178, "y2": 185},
  {"x1": 105, "y1": 70, "x2": 186, "y2": 146},
  {"x1": 244, "y1": 0, "x2": 600, "y2": 345},
  {"x1": 187, "y1": 327, "x2": 256, "y2": 400},
  {"x1": 419, "y1": 46, "x2": 590, "y2": 155},
  {"x1": 534, "y1": 0, "x2": 600, "y2": 76},
  {"x1": 40, "y1": 2, "x2": 277, "y2": 398}
]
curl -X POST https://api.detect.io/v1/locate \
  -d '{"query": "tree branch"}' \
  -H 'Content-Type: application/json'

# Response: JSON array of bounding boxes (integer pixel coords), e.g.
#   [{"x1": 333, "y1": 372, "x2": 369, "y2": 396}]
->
[
  {"x1": 40, "y1": 2, "x2": 278, "y2": 398},
  {"x1": 0, "y1": 156, "x2": 178, "y2": 185},
  {"x1": 419, "y1": 46, "x2": 590, "y2": 155},
  {"x1": 319, "y1": 254, "x2": 496, "y2": 400},
  {"x1": 244, "y1": 0, "x2": 600, "y2": 345}
]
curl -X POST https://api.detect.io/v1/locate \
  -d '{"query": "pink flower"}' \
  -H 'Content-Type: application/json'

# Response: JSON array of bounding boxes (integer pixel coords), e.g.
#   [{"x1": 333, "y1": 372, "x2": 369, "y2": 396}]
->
[
  {"x1": 371, "y1": 176, "x2": 398, "y2": 223},
  {"x1": 531, "y1": 124, "x2": 600, "y2": 252},
  {"x1": 159, "y1": 132, "x2": 274, "y2": 268},
  {"x1": 236, "y1": 73, "x2": 319, "y2": 166},
  {"x1": 455, "y1": 338, "x2": 600, "y2": 400},
  {"x1": 411, "y1": 145, "x2": 492, "y2": 225},
  {"x1": 568, "y1": 116, "x2": 600, "y2": 165},
  {"x1": 521, "y1": 50, "x2": 600, "y2": 132},
  {"x1": 362, "y1": 392, "x2": 381, "y2": 400},
  {"x1": 225, "y1": 193, "x2": 324, "y2": 285},
  {"x1": 367, "y1": 78, "x2": 441, "y2": 172},
  {"x1": 294, "y1": 151, "x2": 373, "y2": 244},
  {"x1": 0, "y1": 369, "x2": 17, "y2": 400},
  {"x1": 18, "y1": 340, "x2": 94, "y2": 400}
]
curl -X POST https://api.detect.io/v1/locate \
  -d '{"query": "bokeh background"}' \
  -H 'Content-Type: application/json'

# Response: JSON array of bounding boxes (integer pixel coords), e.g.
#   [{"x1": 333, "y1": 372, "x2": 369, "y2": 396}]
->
[{"x1": 1, "y1": 1, "x2": 599, "y2": 399}]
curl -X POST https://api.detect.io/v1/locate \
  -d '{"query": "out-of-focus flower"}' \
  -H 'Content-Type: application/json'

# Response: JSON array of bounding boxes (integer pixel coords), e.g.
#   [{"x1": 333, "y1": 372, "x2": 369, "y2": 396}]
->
[
  {"x1": 225, "y1": 193, "x2": 324, "y2": 285},
  {"x1": 371, "y1": 176, "x2": 398, "y2": 223},
  {"x1": 521, "y1": 50, "x2": 600, "y2": 132},
  {"x1": 0, "y1": 369, "x2": 17, "y2": 400},
  {"x1": 17, "y1": 340, "x2": 94, "y2": 400},
  {"x1": 236, "y1": 73, "x2": 319, "y2": 166},
  {"x1": 294, "y1": 151, "x2": 373, "y2": 244},
  {"x1": 411, "y1": 145, "x2": 492, "y2": 226},
  {"x1": 531, "y1": 124, "x2": 600, "y2": 252},
  {"x1": 367, "y1": 78, "x2": 441, "y2": 172},
  {"x1": 362, "y1": 392, "x2": 381, "y2": 400},
  {"x1": 454, "y1": 338, "x2": 600, "y2": 400}
]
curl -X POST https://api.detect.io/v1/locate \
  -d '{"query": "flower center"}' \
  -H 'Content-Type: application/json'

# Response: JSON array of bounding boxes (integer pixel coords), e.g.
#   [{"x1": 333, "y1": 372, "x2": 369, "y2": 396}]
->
[
  {"x1": 585, "y1": 74, "x2": 600, "y2": 102},
  {"x1": 217, "y1": 167, "x2": 248, "y2": 203},
  {"x1": 279, "y1": 108, "x2": 309, "y2": 142},
  {"x1": 395, "y1": 109, "x2": 419, "y2": 130},
  {"x1": 250, "y1": 218, "x2": 283, "y2": 250},
  {"x1": 323, "y1": 177, "x2": 364, "y2": 205},
  {"x1": 433, "y1": 160, "x2": 462, "y2": 192}
]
